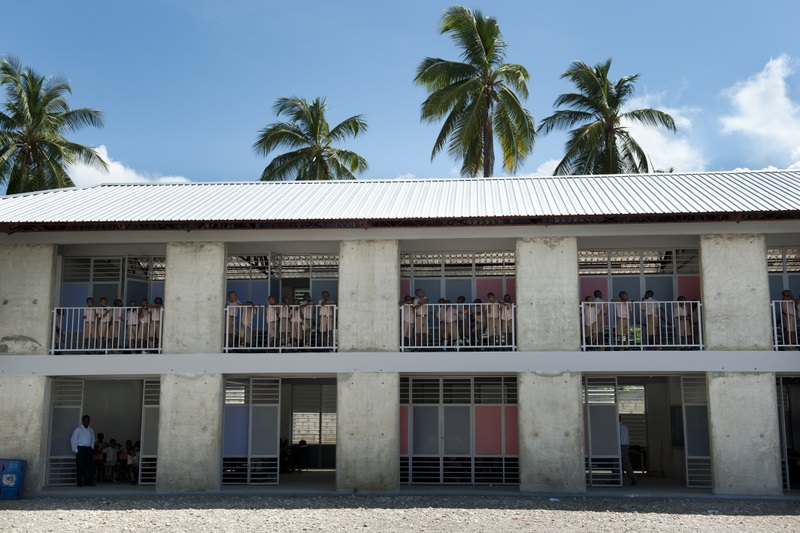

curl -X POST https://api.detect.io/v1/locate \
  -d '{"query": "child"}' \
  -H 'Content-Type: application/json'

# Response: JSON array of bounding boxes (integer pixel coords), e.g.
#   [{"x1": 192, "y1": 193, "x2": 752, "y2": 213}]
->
[
  {"x1": 225, "y1": 291, "x2": 242, "y2": 348},
  {"x1": 126, "y1": 300, "x2": 139, "y2": 351},
  {"x1": 279, "y1": 297, "x2": 292, "y2": 346},
  {"x1": 110, "y1": 299, "x2": 124, "y2": 351},
  {"x1": 266, "y1": 296, "x2": 280, "y2": 348},
  {"x1": 138, "y1": 300, "x2": 150, "y2": 351},
  {"x1": 583, "y1": 295, "x2": 601, "y2": 349},
  {"x1": 674, "y1": 296, "x2": 692, "y2": 347},
  {"x1": 401, "y1": 295, "x2": 415, "y2": 348},
  {"x1": 500, "y1": 293, "x2": 514, "y2": 345},
  {"x1": 83, "y1": 297, "x2": 98, "y2": 351},
  {"x1": 98, "y1": 297, "x2": 111, "y2": 350},
  {"x1": 291, "y1": 298, "x2": 303, "y2": 347},
  {"x1": 239, "y1": 301, "x2": 255, "y2": 348},
  {"x1": 485, "y1": 293, "x2": 501, "y2": 345},
  {"x1": 613, "y1": 292, "x2": 632, "y2": 346},
  {"x1": 318, "y1": 291, "x2": 336, "y2": 347},
  {"x1": 413, "y1": 289, "x2": 429, "y2": 348},
  {"x1": 149, "y1": 297, "x2": 163, "y2": 349}
]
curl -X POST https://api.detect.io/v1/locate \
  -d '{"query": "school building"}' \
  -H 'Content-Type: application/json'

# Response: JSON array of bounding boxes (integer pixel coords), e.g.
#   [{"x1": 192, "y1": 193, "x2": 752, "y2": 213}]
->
[{"x1": 1, "y1": 170, "x2": 799, "y2": 496}]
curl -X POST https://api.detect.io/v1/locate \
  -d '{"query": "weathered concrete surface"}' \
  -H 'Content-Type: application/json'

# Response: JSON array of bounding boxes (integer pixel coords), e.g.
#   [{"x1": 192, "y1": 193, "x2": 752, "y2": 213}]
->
[
  {"x1": 156, "y1": 373, "x2": 223, "y2": 492},
  {"x1": 707, "y1": 372, "x2": 782, "y2": 496},
  {"x1": 336, "y1": 372, "x2": 399, "y2": 492},
  {"x1": 162, "y1": 243, "x2": 226, "y2": 354},
  {"x1": 0, "y1": 244, "x2": 56, "y2": 355},
  {"x1": 700, "y1": 235, "x2": 772, "y2": 350},
  {"x1": 0, "y1": 376, "x2": 48, "y2": 491},
  {"x1": 338, "y1": 240, "x2": 399, "y2": 352},
  {"x1": 516, "y1": 238, "x2": 581, "y2": 351},
  {"x1": 518, "y1": 372, "x2": 585, "y2": 493}
]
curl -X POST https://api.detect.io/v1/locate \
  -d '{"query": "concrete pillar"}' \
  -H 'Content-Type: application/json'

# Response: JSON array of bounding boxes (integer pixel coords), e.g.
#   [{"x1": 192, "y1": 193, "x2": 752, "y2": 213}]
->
[
  {"x1": 0, "y1": 376, "x2": 48, "y2": 491},
  {"x1": 338, "y1": 240, "x2": 399, "y2": 352},
  {"x1": 516, "y1": 237, "x2": 580, "y2": 351},
  {"x1": 517, "y1": 372, "x2": 585, "y2": 493},
  {"x1": 156, "y1": 373, "x2": 223, "y2": 492},
  {"x1": 0, "y1": 244, "x2": 57, "y2": 354},
  {"x1": 699, "y1": 234, "x2": 772, "y2": 350},
  {"x1": 336, "y1": 372, "x2": 399, "y2": 492},
  {"x1": 707, "y1": 372, "x2": 782, "y2": 496},
  {"x1": 162, "y1": 242, "x2": 226, "y2": 354}
]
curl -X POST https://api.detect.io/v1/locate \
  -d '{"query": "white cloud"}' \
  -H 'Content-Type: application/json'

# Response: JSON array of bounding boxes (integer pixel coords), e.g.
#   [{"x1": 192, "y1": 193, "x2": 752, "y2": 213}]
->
[
  {"x1": 720, "y1": 54, "x2": 800, "y2": 168},
  {"x1": 622, "y1": 95, "x2": 708, "y2": 172},
  {"x1": 67, "y1": 146, "x2": 190, "y2": 188},
  {"x1": 521, "y1": 159, "x2": 559, "y2": 177},
  {"x1": 393, "y1": 173, "x2": 416, "y2": 180}
]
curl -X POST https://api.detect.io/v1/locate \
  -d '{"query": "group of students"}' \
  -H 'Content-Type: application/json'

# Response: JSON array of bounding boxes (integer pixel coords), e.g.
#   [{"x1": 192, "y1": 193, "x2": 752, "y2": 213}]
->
[
  {"x1": 401, "y1": 289, "x2": 515, "y2": 348},
  {"x1": 225, "y1": 290, "x2": 336, "y2": 349},
  {"x1": 76, "y1": 296, "x2": 163, "y2": 352},
  {"x1": 92, "y1": 433, "x2": 141, "y2": 485},
  {"x1": 581, "y1": 290, "x2": 699, "y2": 348}
]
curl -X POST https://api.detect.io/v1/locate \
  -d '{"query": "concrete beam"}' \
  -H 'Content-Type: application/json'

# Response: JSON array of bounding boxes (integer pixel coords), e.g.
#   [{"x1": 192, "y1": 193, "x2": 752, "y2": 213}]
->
[
  {"x1": 338, "y1": 240, "x2": 399, "y2": 352},
  {"x1": 516, "y1": 238, "x2": 580, "y2": 351},
  {"x1": 700, "y1": 235, "x2": 772, "y2": 350},
  {"x1": 162, "y1": 242, "x2": 226, "y2": 354},
  {"x1": 0, "y1": 376, "x2": 48, "y2": 491},
  {"x1": 336, "y1": 372, "x2": 399, "y2": 492},
  {"x1": 518, "y1": 372, "x2": 585, "y2": 493},
  {"x1": 0, "y1": 244, "x2": 56, "y2": 355},
  {"x1": 156, "y1": 373, "x2": 223, "y2": 492},
  {"x1": 707, "y1": 372, "x2": 782, "y2": 496}
]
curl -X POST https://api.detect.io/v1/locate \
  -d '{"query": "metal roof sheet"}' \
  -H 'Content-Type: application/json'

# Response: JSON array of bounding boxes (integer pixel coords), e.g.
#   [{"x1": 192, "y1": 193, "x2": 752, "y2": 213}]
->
[{"x1": 1, "y1": 170, "x2": 799, "y2": 225}]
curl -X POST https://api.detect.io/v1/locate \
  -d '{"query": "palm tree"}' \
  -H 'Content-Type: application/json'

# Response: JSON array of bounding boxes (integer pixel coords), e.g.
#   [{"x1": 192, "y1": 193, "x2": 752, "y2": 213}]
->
[
  {"x1": 0, "y1": 57, "x2": 106, "y2": 194},
  {"x1": 414, "y1": 5, "x2": 536, "y2": 178},
  {"x1": 253, "y1": 96, "x2": 368, "y2": 181},
  {"x1": 538, "y1": 59, "x2": 676, "y2": 175}
]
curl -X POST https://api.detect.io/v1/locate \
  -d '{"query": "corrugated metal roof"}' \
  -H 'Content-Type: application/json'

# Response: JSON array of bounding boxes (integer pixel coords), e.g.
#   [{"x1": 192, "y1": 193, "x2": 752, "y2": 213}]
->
[{"x1": 1, "y1": 170, "x2": 799, "y2": 225}]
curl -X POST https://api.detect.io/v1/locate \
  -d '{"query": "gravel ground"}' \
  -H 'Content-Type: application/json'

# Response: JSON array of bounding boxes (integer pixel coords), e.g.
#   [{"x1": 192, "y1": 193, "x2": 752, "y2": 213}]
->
[{"x1": 2, "y1": 495, "x2": 799, "y2": 532}]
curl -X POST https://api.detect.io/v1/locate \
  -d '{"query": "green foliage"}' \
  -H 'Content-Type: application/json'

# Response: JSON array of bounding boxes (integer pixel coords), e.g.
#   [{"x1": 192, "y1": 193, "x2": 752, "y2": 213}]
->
[
  {"x1": 415, "y1": 5, "x2": 536, "y2": 177},
  {"x1": 0, "y1": 56, "x2": 107, "y2": 194},
  {"x1": 253, "y1": 96, "x2": 368, "y2": 181},
  {"x1": 538, "y1": 59, "x2": 676, "y2": 175}
]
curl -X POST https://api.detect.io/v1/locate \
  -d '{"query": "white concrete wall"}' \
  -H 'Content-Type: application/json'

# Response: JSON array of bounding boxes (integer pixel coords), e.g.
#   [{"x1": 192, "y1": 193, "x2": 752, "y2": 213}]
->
[
  {"x1": 707, "y1": 372, "x2": 782, "y2": 496},
  {"x1": 162, "y1": 242, "x2": 226, "y2": 354},
  {"x1": 0, "y1": 244, "x2": 56, "y2": 355},
  {"x1": 338, "y1": 240, "x2": 399, "y2": 352},
  {"x1": 516, "y1": 238, "x2": 580, "y2": 351},
  {"x1": 336, "y1": 372, "x2": 399, "y2": 491},
  {"x1": 0, "y1": 376, "x2": 48, "y2": 491},
  {"x1": 156, "y1": 373, "x2": 223, "y2": 492},
  {"x1": 518, "y1": 372, "x2": 585, "y2": 493},
  {"x1": 700, "y1": 234, "x2": 772, "y2": 350}
]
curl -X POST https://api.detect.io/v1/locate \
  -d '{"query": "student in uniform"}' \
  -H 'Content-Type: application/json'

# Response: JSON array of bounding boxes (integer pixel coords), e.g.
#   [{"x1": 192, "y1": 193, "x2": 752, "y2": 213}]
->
[
  {"x1": 612, "y1": 292, "x2": 633, "y2": 346},
  {"x1": 279, "y1": 297, "x2": 292, "y2": 347},
  {"x1": 109, "y1": 299, "x2": 124, "y2": 352},
  {"x1": 290, "y1": 298, "x2": 303, "y2": 347},
  {"x1": 413, "y1": 289, "x2": 429, "y2": 348},
  {"x1": 472, "y1": 298, "x2": 485, "y2": 346},
  {"x1": 126, "y1": 300, "x2": 139, "y2": 351},
  {"x1": 485, "y1": 293, "x2": 502, "y2": 345},
  {"x1": 500, "y1": 293, "x2": 514, "y2": 345},
  {"x1": 318, "y1": 291, "x2": 336, "y2": 347},
  {"x1": 401, "y1": 295, "x2": 415, "y2": 348},
  {"x1": 83, "y1": 297, "x2": 98, "y2": 351},
  {"x1": 225, "y1": 291, "x2": 242, "y2": 348},
  {"x1": 97, "y1": 297, "x2": 111, "y2": 350},
  {"x1": 642, "y1": 290, "x2": 661, "y2": 347},
  {"x1": 138, "y1": 300, "x2": 151, "y2": 351},
  {"x1": 300, "y1": 293, "x2": 314, "y2": 347},
  {"x1": 455, "y1": 296, "x2": 471, "y2": 346},
  {"x1": 674, "y1": 296, "x2": 692, "y2": 348},
  {"x1": 149, "y1": 297, "x2": 163, "y2": 349},
  {"x1": 266, "y1": 296, "x2": 280, "y2": 348},
  {"x1": 583, "y1": 295, "x2": 601, "y2": 349},
  {"x1": 239, "y1": 301, "x2": 256, "y2": 349}
]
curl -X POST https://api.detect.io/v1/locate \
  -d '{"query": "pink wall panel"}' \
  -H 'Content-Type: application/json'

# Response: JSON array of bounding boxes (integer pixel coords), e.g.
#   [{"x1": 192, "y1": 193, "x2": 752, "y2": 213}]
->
[
  {"x1": 504, "y1": 278, "x2": 516, "y2": 301},
  {"x1": 474, "y1": 406, "x2": 503, "y2": 455},
  {"x1": 476, "y1": 278, "x2": 504, "y2": 301},
  {"x1": 400, "y1": 280, "x2": 411, "y2": 301},
  {"x1": 399, "y1": 406, "x2": 408, "y2": 455},
  {"x1": 580, "y1": 277, "x2": 609, "y2": 301},
  {"x1": 677, "y1": 276, "x2": 701, "y2": 301},
  {"x1": 504, "y1": 406, "x2": 519, "y2": 455}
]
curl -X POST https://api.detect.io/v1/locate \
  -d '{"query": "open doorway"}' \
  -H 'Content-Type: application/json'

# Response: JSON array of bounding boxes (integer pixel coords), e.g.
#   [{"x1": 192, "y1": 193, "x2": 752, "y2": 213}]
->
[{"x1": 46, "y1": 378, "x2": 159, "y2": 486}]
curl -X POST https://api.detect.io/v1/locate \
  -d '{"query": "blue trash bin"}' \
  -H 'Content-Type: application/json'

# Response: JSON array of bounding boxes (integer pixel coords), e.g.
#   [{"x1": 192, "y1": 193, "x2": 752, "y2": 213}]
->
[{"x1": 0, "y1": 459, "x2": 27, "y2": 500}]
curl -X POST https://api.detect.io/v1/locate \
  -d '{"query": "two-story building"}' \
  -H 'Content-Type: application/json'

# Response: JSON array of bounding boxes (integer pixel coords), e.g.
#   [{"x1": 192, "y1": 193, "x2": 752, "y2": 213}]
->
[{"x1": 1, "y1": 170, "x2": 798, "y2": 496}]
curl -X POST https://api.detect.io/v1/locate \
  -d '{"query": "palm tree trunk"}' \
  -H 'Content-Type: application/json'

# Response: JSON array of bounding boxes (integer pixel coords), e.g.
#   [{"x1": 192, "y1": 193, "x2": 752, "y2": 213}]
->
[{"x1": 483, "y1": 107, "x2": 494, "y2": 177}]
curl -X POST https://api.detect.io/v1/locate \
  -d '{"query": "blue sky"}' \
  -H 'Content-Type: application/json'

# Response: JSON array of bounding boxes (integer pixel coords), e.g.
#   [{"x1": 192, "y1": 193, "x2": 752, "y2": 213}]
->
[{"x1": 2, "y1": 0, "x2": 800, "y2": 189}]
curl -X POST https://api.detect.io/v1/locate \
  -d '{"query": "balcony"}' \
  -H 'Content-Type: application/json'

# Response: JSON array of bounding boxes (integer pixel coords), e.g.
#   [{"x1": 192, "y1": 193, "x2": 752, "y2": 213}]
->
[
  {"x1": 772, "y1": 300, "x2": 799, "y2": 350},
  {"x1": 400, "y1": 302, "x2": 516, "y2": 352},
  {"x1": 224, "y1": 304, "x2": 337, "y2": 353},
  {"x1": 51, "y1": 306, "x2": 163, "y2": 354},
  {"x1": 580, "y1": 300, "x2": 703, "y2": 351}
]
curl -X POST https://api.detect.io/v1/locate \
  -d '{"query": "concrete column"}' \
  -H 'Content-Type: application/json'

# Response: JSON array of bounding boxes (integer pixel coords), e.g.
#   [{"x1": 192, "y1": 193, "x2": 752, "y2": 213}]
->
[
  {"x1": 707, "y1": 372, "x2": 782, "y2": 496},
  {"x1": 336, "y1": 372, "x2": 399, "y2": 492},
  {"x1": 156, "y1": 373, "x2": 223, "y2": 492},
  {"x1": 517, "y1": 372, "x2": 585, "y2": 493},
  {"x1": 699, "y1": 234, "x2": 772, "y2": 350},
  {"x1": 0, "y1": 244, "x2": 57, "y2": 354},
  {"x1": 516, "y1": 237, "x2": 580, "y2": 351},
  {"x1": 338, "y1": 240, "x2": 399, "y2": 352},
  {"x1": 0, "y1": 376, "x2": 48, "y2": 491},
  {"x1": 162, "y1": 242, "x2": 226, "y2": 354}
]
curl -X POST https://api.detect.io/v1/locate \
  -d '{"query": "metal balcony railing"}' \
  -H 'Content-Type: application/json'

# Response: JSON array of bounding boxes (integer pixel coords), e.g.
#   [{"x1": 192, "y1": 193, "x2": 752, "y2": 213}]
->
[
  {"x1": 51, "y1": 306, "x2": 163, "y2": 354},
  {"x1": 400, "y1": 302, "x2": 516, "y2": 352},
  {"x1": 580, "y1": 300, "x2": 703, "y2": 351},
  {"x1": 224, "y1": 304, "x2": 337, "y2": 353},
  {"x1": 772, "y1": 299, "x2": 800, "y2": 350}
]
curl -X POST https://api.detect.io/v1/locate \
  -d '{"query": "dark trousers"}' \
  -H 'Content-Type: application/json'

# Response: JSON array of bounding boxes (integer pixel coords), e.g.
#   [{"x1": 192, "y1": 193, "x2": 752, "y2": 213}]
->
[{"x1": 76, "y1": 446, "x2": 94, "y2": 486}]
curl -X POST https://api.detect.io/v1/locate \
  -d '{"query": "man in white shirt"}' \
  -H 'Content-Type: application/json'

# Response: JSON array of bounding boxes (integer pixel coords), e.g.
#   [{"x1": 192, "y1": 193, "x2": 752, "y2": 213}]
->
[
  {"x1": 643, "y1": 290, "x2": 661, "y2": 347},
  {"x1": 70, "y1": 415, "x2": 95, "y2": 487}
]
